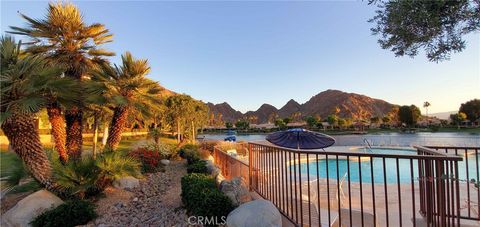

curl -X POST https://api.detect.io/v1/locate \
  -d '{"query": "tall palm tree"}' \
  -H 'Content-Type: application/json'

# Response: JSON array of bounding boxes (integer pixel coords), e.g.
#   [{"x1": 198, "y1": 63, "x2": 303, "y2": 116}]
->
[
  {"x1": 0, "y1": 36, "x2": 74, "y2": 189},
  {"x1": 92, "y1": 52, "x2": 162, "y2": 150},
  {"x1": 9, "y1": 2, "x2": 114, "y2": 159},
  {"x1": 423, "y1": 101, "x2": 431, "y2": 117}
]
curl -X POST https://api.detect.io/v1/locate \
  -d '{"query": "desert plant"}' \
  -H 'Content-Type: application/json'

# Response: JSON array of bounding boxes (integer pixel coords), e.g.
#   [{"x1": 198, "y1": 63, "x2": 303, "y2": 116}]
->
[
  {"x1": 95, "y1": 151, "x2": 141, "y2": 188},
  {"x1": 53, "y1": 157, "x2": 100, "y2": 199},
  {"x1": 149, "y1": 128, "x2": 162, "y2": 144},
  {"x1": 187, "y1": 160, "x2": 208, "y2": 174},
  {"x1": 11, "y1": 2, "x2": 115, "y2": 158},
  {"x1": 31, "y1": 200, "x2": 97, "y2": 227}
]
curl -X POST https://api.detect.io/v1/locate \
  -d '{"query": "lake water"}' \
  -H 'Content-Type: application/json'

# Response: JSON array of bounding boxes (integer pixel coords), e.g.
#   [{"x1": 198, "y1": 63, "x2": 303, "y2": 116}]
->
[{"x1": 199, "y1": 132, "x2": 480, "y2": 147}]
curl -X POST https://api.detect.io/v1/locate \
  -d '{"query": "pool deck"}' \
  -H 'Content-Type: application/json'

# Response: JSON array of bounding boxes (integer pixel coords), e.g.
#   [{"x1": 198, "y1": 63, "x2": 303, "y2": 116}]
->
[{"x1": 251, "y1": 181, "x2": 479, "y2": 227}]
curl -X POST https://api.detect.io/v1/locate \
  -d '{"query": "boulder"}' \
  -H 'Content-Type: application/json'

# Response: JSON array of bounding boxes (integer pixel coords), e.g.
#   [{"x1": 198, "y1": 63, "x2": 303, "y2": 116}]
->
[
  {"x1": 160, "y1": 159, "x2": 170, "y2": 166},
  {"x1": 113, "y1": 176, "x2": 139, "y2": 190},
  {"x1": 2, "y1": 190, "x2": 63, "y2": 227},
  {"x1": 215, "y1": 173, "x2": 225, "y2": 186},
  {"x1": 226, "y1": 199, "x2": 281, "y2": 227},
  {"x1": 205, "y1": 160, "x2": 220, "y2": 177},
  {"x1": 220, "y1": 177, "x2": 252, "y2": 206}
]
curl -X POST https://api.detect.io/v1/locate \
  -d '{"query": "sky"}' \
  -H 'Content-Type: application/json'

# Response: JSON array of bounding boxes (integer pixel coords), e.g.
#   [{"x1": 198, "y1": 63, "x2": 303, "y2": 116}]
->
[{"x1": 1, "y1": 0, "x2": 479, "y2": 114}]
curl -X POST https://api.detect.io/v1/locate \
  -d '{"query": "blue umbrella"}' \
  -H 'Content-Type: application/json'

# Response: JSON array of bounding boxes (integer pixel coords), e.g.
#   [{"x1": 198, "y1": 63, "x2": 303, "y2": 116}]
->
[{"x1": 266, "y1": 128, "x2": 335, "y2": 149}]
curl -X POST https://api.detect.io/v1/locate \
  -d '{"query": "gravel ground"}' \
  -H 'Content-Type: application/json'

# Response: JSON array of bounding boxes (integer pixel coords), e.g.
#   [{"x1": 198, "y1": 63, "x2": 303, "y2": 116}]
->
[{"x1": 90, "y1": 160, "x2": 191, "y2": 227}]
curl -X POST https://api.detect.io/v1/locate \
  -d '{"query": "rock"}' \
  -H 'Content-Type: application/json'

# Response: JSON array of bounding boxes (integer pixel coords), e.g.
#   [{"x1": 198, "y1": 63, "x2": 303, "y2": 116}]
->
[
  {"x1": 220, "y1": 177, "x2": 252, "y2": 206},
  {"x1": 160, "y1": 159, "x2": 170, "y2": 166},
  {"x1": 205, "y1": 160, "x2": 220, "y2": 177},
  {"x1": 2, "y1": 190, "x2": 63, "y2": 227},
  {"x1": 226, "y1": 199, "x2": 281, "y2": 227},
  {"x1": 215, "y1": 173, "x2": 225, "y2": 186},
  {"x1": 133, "y1": 197, "x2": 139, "y2": 202},
  {"x1": 227, "y1": 149, "x2": 237, "y2": 156},
  {"x1": 113, "y1": 176, "x2": 140, "y2": 190}
]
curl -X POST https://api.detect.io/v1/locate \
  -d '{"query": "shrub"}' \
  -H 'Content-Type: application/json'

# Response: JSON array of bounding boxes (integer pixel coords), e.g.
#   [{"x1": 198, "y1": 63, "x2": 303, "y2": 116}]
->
[
  {"x1": 187, "y1": 160, "x2": 208, "y2": 174},
  {"x1": 129, "y1": 147, "x2": 162, "y2": 173},
  {"x1": 144, "y1": 142, "x2": 176, "y2": 160},
  {"x1": 216, "y1": 141, "x2": 237, "y2": 152},
  {"x1": 181, "y1": 173, "x2": 234, "y2": 225},
  {"x1": 178, "y1": 144, "x2": 201, "y2": 164},
  {"x1": 31, "y1": 200, "x2": 97, "y2": 227},
  {"x1": 53, "y1": 157, "x2": 100, "y2": 199},
  {"x1": 200, "y1": 141, "x2": 218, "y2": 152},
  {"x1": 95, "y1": 151, "x2": 142, "y2": 188}
]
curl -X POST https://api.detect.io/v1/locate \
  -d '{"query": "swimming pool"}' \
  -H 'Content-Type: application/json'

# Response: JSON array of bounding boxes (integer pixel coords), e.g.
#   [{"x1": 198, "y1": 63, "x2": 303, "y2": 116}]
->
[{"x1": 295, "y1": 148, "x2": 479, "y2": 183}]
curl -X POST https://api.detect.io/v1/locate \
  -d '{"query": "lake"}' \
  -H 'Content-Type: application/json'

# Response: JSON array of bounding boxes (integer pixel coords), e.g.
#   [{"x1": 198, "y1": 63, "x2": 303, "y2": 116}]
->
[{"x1": 199, "y1": 132, "x2": 480, "y2": 147}]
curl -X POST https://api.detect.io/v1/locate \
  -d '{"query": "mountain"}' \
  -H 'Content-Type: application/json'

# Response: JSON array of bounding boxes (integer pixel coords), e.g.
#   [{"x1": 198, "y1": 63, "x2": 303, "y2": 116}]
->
[
  {"x1": 245, "y1": 104, "x2": 278, "y2": 124},
  {"x1": 301, "y1": 90, "x2": 395, "y2": 119},
  {"x1": 430, "y1": 111, "x2": 456, "y2": 120},
  {"x1": 207, "y1": 102, "x2": 243, "y2": 123},
  {"x1": 206, "y1": 89, "x2": 397, "y2": 124},
  {"x1": 278, "y1": 99, "x2": 302, "y2": 118}
]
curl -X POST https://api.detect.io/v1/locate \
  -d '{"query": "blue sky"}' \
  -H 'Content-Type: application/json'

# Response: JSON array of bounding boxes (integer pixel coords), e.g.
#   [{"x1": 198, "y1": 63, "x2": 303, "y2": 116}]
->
[{"x1": 1, "y1": 0, "x2": 479, "y2": 114}]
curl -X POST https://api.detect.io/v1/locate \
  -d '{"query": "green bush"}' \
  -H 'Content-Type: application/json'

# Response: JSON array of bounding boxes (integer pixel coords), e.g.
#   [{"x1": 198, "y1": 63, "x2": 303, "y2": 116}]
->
[
  {"x1": 181, "y1": 173, "x2": 234, "y2": 225},
  {"x1": 187, "y1": 160, "x2": 208, "y2": 174},
  {"x1": 178, "y1": 144, "x2": 201, "y2": 164},
  {"x1": 54, "y1": 152, "x2": 142, "y2": 198},
  {"x1": 53, "y1": 157, "x2": 100, "y2": 199},
  {"x1": 31, "y1": 200, "x2": 97, "y2": 227},
  {"x1": 95, "y1": 151, "x2": 142, "y2": 188}
]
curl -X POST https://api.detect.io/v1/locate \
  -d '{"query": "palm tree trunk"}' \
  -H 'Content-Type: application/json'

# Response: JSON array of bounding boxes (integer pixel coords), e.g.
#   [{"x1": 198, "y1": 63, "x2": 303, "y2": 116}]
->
[
  {"x1": 46, "y1": 103, "x2": 68, "y2": 163},
  {"x1": 92, "y1": 112, "x2": 99, "y2": 159},
  {"x1": 1, "y1": 112, "x2": 54, "y2": 189},
  {"x1": 102, "y1": 122, "x2": 108, "y2": 146},
  {"x1": 65, "y1": 107, "x2": 83, "y2": 160},
  {"x1": 106, "y1": 107, "x2": 129, "y2": 150}
]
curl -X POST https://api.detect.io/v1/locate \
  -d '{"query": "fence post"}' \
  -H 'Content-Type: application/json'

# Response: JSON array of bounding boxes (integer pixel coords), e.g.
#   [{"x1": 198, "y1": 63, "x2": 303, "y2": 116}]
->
[{"x1": 248, "y1": 143, "x2": 252, "y2": 191}]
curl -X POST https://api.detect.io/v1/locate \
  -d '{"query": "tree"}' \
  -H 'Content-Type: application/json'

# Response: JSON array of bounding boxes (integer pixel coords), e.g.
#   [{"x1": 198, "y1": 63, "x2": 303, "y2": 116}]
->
[
  {"x1": 283, "y1": 117, "x2": 292, "y2": 125},
  {"x1": 0, "y1": 36, "x2": 72, "y2": 189},
  {"x1": 382, "y1": 116, "x2": 391, "y2": 125},
  {"x1": 164, "y1": 94, "x2": 208, "y2": 143},
  {"x1": 235, "y1": 120, "x2": 250, "y2": 130},
  {"x1": 225, "y1": 122, "x2": 233, "y2": 129},
  {"x1": 423, "y1": 101, "x2": 431, "y2": 117},
  {"x1": 398, "y1": 105, "x2": 421, "y2": 126},
  {"x1": 305, "y1": 116, "x2": 318, "y2": 129},
  {"x1": 370, "y1": 116, "x2": 380, "y2": 124},
  {"x1": 274, "y1": 118, "x2": 286, "y2": 129},
  {"x1": 10, "y1": 2, "x2": 114, "y2": 159},
  {"x1": 369, "y1": 0, "x2": 480, "y2": 62},
  {"x1": 92, "y1": 52, "x2": 162, "y2": 150},
  {"x1": 327, "y1": 114, "x2": 338, "y2": 127},
  {"x1": 450, "y1": 112, "x2": 467, "y2": 128},
  {"x1": 337, "y1": 118, "x2": 346, "y2": 129},
  {"x1": 459, "y1": 99, "x2": 480, "y2": 122}
]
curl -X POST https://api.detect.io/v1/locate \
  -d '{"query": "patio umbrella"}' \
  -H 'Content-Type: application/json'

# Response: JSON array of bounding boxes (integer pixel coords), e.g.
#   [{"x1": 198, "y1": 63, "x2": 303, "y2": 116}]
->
[{"x1": 266, "y1": 128, "x2": 335, "y2": 149}]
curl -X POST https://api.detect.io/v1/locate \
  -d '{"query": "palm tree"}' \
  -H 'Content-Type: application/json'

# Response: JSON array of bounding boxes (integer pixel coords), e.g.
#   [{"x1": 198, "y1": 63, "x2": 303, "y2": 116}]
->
[
  {"x1": 423, "y1": 101, "x2": 431, "y2": 117},
  {"x1": 0, "y1": 36, "x2": 74, "y2": 188},
  {"x1": 9, "y1": 2, "x2": 114, "y2": 159},
  {"x1": 92, "y1": 52, "x2": 162, "y2": 150}
]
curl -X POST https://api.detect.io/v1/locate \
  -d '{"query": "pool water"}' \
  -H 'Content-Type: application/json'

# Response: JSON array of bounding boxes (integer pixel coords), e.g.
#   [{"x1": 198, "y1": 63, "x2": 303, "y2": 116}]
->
[{"x1": 296, "y1": 148, "x2": 479, "y2": 184}]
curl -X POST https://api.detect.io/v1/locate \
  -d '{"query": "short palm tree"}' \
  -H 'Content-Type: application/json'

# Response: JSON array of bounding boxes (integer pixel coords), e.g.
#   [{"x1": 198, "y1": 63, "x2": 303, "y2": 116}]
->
[
  {"x1": 91, "y1": 52, "x2": 162, "y2": 150},
  {"x1": 9, "y1": 2, "x2": 114, "y2": 159},
  {"x1": 0, "y1": 36, "x2": 75, "y2": 189}
]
